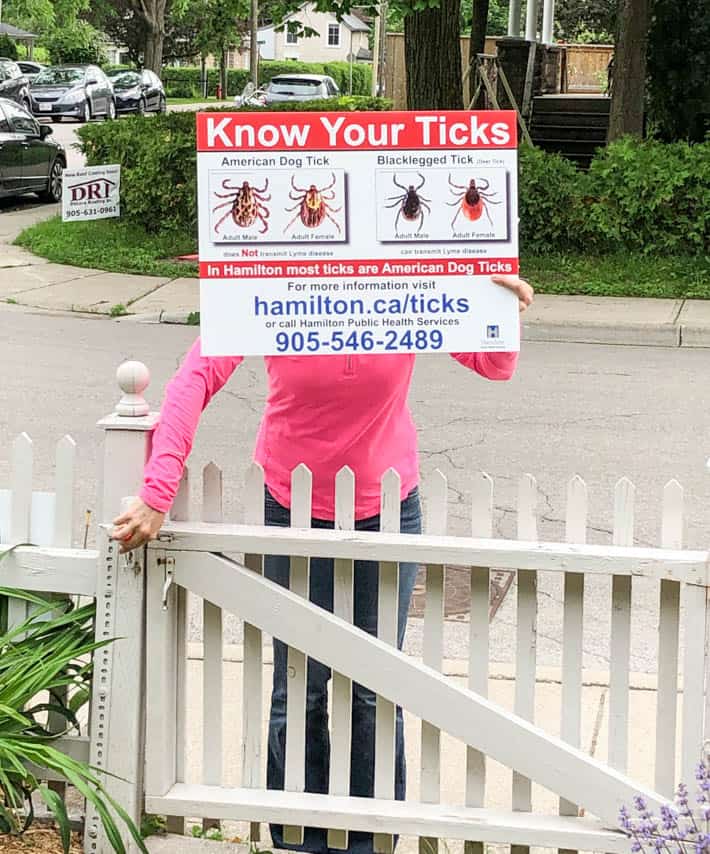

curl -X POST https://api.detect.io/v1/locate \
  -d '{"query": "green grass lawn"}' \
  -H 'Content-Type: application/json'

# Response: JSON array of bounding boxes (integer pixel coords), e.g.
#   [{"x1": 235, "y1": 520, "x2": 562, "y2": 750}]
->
[
  {"x1": 15, "y1": 216, "x2": 197, "y2": 279},
  {"x1": 14, "y1": 216, "x2": 710, "y2": 300}
]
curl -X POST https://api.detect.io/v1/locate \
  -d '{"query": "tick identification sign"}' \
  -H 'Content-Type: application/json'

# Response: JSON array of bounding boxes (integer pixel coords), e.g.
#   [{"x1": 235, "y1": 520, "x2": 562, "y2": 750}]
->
[
  {"x1": 196, "y1": 110, "x2": 519, "y2": 356},
  {"x1": 62, "y1": 164, "x2": 121, "y2": 222}
]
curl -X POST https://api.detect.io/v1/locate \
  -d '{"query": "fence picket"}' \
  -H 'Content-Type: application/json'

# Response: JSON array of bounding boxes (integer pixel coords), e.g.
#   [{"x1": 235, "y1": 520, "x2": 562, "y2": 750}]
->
[
  {"x1": 419, "y1": 470, "x2": 447, "y2": 854},
  {"x1": 558, "y1": 475, "x2": 587, "y2": 854},
  {"x1": 283, "y1": 464, "x2": 312, "y2": 846},
  {"x1": 328, "y1": 466, "x2": 355, "y2": 851},
  {"x1": 45, "y1": 435, "x2": 77, "y2": 802},
  {"x1": 165, "y1": 467, "x2": 189, "y2": 836},
  {"x1": 8, "y1": 433, "x2": 33, "y2": 629},
  {"x1": 465, "y1": 472, "x2": 493, "y2": 854},
  {"x1": 243, "y1": 463, "x2": 265, "y2": 843},
  {"x1": 53, "y1": 435, "x2": 76, "y2": 548},
  {"x1": 374, "y1": 468, "x2": 401, "y2": 854},
  {"x1": 512, "y1": 474, "x2": 538, "y2": 854},
  {"x1": 202, "y1": 463, "x2": 224, "y2": 833},
  {"x1": 609, "y1": 478, "x2": 634, "y2": 775},
  {"x1": 654, "y1": 481, "x2": 682, "y2": 797}
]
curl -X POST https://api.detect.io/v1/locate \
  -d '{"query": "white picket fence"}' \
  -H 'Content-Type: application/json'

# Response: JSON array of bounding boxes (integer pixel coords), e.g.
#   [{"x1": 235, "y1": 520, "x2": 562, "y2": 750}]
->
[{"x1": 2, "y1": 361, "x2": 710, "y2": 854}]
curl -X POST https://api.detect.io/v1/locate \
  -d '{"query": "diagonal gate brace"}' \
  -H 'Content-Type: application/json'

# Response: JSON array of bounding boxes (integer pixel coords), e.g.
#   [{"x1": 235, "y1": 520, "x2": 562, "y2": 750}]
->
[{"x1": 169, "y1": 550, "x2": 669, "y2": 828}]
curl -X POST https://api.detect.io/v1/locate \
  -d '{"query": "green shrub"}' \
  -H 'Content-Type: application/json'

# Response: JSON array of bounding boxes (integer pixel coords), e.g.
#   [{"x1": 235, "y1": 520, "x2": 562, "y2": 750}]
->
[
  {"x1": 517, "y1": 144, "x2": 587, "y2": 253},
  {"x1": 158, "y1": 60, "x2": 372, "y2": 99},
  {"x1": 583, "y1": 137, "x2": 710, "y2": 255},
  {"x1": 77, "y1": 96, "x2": 392, "y2": 235}
]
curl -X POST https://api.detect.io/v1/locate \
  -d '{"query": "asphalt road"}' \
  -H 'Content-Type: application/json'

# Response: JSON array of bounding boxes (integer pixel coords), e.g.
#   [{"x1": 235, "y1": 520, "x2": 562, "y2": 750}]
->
[{"x1": 2, "y1": 306, "x2": 710, "y2": 670}]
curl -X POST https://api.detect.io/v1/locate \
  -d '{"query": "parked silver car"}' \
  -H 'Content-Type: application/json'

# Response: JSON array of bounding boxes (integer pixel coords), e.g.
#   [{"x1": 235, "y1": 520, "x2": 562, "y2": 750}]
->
[{"x1": 263, "y1": 74, "x2": 340, "y2": 105}]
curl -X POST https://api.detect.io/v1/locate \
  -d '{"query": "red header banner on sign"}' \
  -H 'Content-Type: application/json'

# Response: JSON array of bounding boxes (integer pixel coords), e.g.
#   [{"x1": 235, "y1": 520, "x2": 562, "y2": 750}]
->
[{"x1": 196, "y1": 110, "x2": 518, "y2": 152}]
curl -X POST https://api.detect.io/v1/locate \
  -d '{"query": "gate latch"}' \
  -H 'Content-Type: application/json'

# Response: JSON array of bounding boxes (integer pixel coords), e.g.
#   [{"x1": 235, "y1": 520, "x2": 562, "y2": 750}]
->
[{"x1": 158, "y1": 555, "x2": 175, "y2": 610}]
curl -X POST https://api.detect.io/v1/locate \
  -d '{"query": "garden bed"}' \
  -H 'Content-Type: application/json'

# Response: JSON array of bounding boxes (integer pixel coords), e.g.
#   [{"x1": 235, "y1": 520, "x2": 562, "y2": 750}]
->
[{"x1": 1, "y1": 828, "x2": 82, "y2": 852}]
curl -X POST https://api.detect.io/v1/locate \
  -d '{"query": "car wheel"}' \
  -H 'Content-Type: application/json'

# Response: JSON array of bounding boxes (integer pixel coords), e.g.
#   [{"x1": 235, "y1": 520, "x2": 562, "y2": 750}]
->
[
  {"x1": 158, "y1": 95, "x2": 167, "y2": 113},
  {"x1": 39, "y1": 158, "x2": 63, "y2": 203},
  {"x1": 106, "y1": 99, "x2": 116, "y2": 120},
  {"x1": 137, "y1": 98, "x2": 146, "y2": 116},
  {"x1": 78, "y1": 100, "x2": 91, "y2": 123}
]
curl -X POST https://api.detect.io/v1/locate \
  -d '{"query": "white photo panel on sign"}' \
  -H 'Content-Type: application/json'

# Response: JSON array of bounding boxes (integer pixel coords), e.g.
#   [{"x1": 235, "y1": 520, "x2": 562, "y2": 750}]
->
[
  {"x1": 209, "y1": 169, "x2": 347, "y2": 244},
  {"x1": 375, "y1": 168, "x2": 509, "y2": 242}
]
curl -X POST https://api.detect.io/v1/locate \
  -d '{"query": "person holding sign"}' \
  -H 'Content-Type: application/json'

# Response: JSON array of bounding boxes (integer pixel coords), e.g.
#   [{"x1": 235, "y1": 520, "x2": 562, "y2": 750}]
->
[{"x1": 112, "y1": 271, "x2": 533, "y2": 854}]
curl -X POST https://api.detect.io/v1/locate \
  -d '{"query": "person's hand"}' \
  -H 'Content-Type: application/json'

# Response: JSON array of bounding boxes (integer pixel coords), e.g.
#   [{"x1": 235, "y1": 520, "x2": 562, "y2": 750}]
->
[
  {"x1": 492, "y1": 274, "x2": 534, "y2": 313},
  {"x1": 112, "y1": 498, "x2": 165, "y2": 553}
]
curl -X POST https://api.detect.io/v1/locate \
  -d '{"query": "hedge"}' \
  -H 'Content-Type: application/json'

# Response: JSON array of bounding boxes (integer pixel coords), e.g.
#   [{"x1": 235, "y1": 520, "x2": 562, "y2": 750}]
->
[
  {"x1": 77, "y1": 97, "x2": 390, "y2": 236},
  {"x1": 153, "y1": 60, "x2": 372, "y2": 99},
  {"x1": 519, "y1": 139, "x2": 710, "y2": 255},
  {"x1": 78, "y1": 107, "x2": 710, "y2": 256}
]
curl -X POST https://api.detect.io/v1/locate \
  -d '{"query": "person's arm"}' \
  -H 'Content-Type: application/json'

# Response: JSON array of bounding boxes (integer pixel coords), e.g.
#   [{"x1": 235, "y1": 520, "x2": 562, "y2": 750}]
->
[
  {"x1": 449, "y1": 349, "x2": 519, "y2": 380},
  {"x1": 449, "y1": 274, "x2": 533, "y2": 381},
  {"x1": 113, "y1": 338, "x2": 242, "y2": 551}
]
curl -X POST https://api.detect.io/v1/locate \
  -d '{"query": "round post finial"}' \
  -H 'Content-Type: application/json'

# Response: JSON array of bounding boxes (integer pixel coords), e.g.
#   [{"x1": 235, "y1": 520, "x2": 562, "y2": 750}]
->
[{"x1": 116, "y1": 361, "x2": 150, "y2": 417}]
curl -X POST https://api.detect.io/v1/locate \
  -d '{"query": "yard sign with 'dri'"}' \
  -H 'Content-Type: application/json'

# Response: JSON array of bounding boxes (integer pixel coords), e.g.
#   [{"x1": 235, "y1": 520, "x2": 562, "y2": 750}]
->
[{"x1": 196, "y1": 110, "x2": 520, "y2": 356}]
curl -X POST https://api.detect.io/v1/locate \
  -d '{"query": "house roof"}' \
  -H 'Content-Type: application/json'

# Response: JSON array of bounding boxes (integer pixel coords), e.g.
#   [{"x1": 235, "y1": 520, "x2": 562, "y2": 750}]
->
[
  {"x1": 0, "y1": 22, "x2": 37, "y2": 39},
  {"x1": 341, "y1": 13, "x2": 370, "y2": 32}
]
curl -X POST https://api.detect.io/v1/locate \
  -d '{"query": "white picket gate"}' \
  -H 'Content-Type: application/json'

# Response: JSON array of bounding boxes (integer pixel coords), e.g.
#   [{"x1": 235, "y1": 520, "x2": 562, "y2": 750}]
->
[{"x1": 3, "y1": 360, "x2": 710, "y2": 854}]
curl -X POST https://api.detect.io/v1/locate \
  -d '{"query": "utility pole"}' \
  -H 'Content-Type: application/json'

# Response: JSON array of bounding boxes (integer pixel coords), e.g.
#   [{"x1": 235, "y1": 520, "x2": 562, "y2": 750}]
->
[
  {"x1": 377, "y1": 0, "x2": 387, "y2": 96},
  {"x1": 250, "y1": 0, "x2": 258, "y2": 86},
  {"x1": 371, "y1": 6, "x2": 381, "y2": 96}
]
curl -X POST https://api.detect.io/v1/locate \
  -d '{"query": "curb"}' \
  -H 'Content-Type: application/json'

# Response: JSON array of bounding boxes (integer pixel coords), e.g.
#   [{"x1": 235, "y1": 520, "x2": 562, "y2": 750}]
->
[
  {"x1": 122, "y1": 311, "x2": 710, "y2": 348},
  {"x1": 522, "y1": 321, "x2": 682, "y2": 348}
]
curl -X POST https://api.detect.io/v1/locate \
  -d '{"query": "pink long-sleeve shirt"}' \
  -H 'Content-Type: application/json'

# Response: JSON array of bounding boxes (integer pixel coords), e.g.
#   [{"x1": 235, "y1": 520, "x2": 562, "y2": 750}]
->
[{"x1": 140, "y1": 342, "x2": 519, "y2": 520}]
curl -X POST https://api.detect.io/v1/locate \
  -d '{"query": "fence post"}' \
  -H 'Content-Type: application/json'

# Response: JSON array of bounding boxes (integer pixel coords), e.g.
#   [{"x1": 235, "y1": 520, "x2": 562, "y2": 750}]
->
[{"x1": 85, "y1": 361, "x2": 159, "y2": 854}]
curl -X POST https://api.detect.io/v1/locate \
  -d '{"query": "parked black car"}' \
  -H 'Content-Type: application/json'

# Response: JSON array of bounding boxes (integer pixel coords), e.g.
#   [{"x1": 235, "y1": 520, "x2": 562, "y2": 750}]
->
[
  {"x1": 107, "y1": 69, "x2": 166, "y2": 114},
  {"x1": 0, "y1": 59, "x2": 31, "y2": 110},
  {"x1": 17, "y1": 60, "x2": 45, "y2": 81},
  {"x1": 0, "y1": 98, "x2": 65, "y2": 201},
  {"x1": 30, "y1": 64, "x2": 116, "y2": 122}
]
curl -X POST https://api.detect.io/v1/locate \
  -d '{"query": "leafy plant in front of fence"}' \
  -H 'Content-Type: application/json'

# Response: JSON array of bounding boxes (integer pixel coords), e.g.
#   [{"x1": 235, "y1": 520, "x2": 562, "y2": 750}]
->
[
  {"x1": 620, "y1": 756, "x2": 710, "y2": 852},
  {"x1": 0, "y1": 577, "x2": 148, "y2": 853}
]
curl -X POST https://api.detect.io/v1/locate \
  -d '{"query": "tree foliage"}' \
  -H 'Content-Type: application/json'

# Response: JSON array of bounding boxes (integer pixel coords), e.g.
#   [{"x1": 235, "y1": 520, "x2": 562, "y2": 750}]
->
[
  {"x1": 647, "y1": 0, "x2": 710, "y2": 142},
  {"x1": 554, "y1": 0, "x2": 615, "y2": 42},
  {"x1": 45, "y1": 21, "x2": 105, "y2": 64}
]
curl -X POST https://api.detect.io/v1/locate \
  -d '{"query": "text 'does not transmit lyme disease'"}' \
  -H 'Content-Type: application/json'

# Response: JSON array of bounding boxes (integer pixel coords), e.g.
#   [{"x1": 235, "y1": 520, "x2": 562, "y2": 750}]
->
[{"x1": 196, "y1": 110, "x2": 520, "y2": 356}]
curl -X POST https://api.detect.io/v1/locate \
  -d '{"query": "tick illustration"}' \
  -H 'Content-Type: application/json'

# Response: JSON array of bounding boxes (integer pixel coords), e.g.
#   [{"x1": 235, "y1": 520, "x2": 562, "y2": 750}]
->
[
  {"x1": 385, "y1": 173, "x2": 431, "y2": 233},
  {"x1": 447, "y1": 175, "x2": 501, "y2": 229},
  {"x1": 284, "y1": 173, "x2": 342, "y2": 233},
  {"x1": 213, "y1": 178, "x2": 271, "y2": 234}
]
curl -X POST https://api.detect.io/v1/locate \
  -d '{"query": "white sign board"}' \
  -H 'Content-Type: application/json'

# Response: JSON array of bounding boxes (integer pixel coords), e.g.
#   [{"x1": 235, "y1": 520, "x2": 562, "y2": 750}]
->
[
  {"x1": 197, "y1": 110, "x2": 519, "y2": 356},
  {"x1": 62, "y1": 164, "x2": 120, "y2": 222}
]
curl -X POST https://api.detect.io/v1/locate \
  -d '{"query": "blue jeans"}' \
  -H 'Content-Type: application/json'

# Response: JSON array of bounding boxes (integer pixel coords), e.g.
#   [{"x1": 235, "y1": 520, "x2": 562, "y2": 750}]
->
[{"x1": 264, "y1": 486, "x2": 422, "y2": 854}]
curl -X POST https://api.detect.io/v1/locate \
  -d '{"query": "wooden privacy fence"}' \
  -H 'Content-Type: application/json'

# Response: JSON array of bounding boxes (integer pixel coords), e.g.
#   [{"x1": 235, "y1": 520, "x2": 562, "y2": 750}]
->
[
  {"x1": 383, "y1": 35, "x2": 613, "y2": 109},
  {"x1": 2, "y1": 360, "x2": 710, "y2": 854}
]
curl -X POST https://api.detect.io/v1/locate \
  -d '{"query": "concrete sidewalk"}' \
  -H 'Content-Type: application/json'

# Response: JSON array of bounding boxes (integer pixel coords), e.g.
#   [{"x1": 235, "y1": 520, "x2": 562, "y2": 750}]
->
[{"x1": 2, "y1": 204, "x2": 709, "y2": 347}]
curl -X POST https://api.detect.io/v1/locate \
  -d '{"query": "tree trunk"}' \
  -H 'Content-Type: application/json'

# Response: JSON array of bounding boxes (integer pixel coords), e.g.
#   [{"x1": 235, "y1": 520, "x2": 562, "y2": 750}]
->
[
  {"x1": 139, "y1": 0, "x2": 167, "y2": 74},
  {"x1": 468, "y1": 0, "x2": 490, "y2": 105},
  {"x1": 220, "y1": 46, "x2": 228, "y2": 99},
  {"x1": 404, "y1": 0, "x2": 463, "y2": 110},
  {"x1": 608, "y1": 0, "x2": 648, "y2": 140}
]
